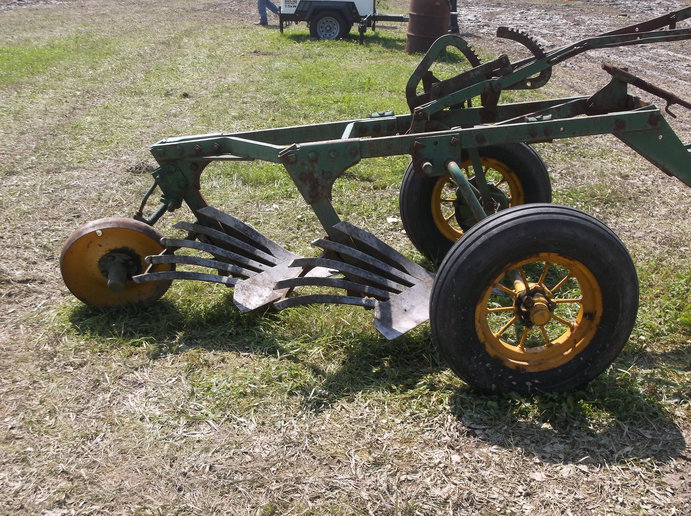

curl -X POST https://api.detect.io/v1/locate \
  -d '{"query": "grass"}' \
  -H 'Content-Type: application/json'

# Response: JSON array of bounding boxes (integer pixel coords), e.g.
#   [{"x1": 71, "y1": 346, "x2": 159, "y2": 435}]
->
[{"x1": 1, "y1": 0, "x2": 690, "y2": 514}]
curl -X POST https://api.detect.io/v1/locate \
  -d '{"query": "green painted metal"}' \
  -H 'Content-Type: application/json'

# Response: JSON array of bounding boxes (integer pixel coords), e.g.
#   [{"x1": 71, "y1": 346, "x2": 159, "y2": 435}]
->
[
  {"x1": 138, "y1": 7, "x2": 690, "y2": 233},
  {"x1": 446, "y1": 160, "x2": 487, "y2": 223},
  {"x1": 616, "y1": 117, "x2": 691, "y2": 186}
]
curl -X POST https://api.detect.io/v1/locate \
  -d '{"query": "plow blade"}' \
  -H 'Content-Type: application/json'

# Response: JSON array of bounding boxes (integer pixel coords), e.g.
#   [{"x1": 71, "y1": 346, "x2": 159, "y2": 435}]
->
[
  {"x1": 274, "y1": 222, "x2": 435, "y2": 340},
  {"x1": 133, "y1": 206, "x2": 307, "y2": 310},
  {"x1": 134, "y1": 207, "x2": 434, "y2": 339}
]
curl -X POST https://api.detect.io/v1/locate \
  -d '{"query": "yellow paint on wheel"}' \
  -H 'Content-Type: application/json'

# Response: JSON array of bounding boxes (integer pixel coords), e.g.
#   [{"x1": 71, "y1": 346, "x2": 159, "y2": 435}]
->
[
  {"x1": 475, "y1": 252, "x2": 603, "y2": 372},
  {"x1": 430, "y1": 157, "x2": 526, "y2": 242},
  {"x1": 60, "y1": 218, "x2": 172, "y2": 307}
]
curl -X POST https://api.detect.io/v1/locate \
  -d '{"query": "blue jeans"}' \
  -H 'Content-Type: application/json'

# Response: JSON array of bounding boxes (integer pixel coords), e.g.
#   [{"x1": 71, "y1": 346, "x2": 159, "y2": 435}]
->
[{"x1": 258, "y1": 0, "x2": 279, "y2": 24}]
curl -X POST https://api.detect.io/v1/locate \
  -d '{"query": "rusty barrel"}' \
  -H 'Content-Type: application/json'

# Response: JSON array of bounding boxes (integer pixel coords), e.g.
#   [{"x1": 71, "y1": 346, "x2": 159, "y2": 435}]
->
[{"x1": 406, "y1": 0, "x2": 450, "y2": 54}]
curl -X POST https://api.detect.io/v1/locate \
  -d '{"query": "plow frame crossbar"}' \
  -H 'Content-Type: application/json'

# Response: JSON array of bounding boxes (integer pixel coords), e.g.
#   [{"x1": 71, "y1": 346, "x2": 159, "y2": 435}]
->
[{"x1": 144, "y1": 100, "x2": 690, "y2": 232}]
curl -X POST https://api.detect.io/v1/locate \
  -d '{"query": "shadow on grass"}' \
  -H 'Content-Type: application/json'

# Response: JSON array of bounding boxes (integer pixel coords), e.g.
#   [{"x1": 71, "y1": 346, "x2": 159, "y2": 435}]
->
[
  {"x1": 66, "y1": 291, "x2": 283, "y2": 358},
  {"x1": 67, "y1": 296, "x2": 685, "y2": 465},
  {"x1": 296, "y1": 329, "x2": 442, "y2": 412},
  {"x1": 625, "y1": 341, "x2": 691, "y2": 373},
  {"x1": 449, "y1": 371, "x2": 686, "y2": 465},
  {"x1": 66, "y1": 293, "x2": 442, "y2": 408},
  {"x1": 282, "y1": 31, "x2": 407, "y2": 51},
  {"x1": 282, "y1": 28, "x2": 486, "y2": 56}
]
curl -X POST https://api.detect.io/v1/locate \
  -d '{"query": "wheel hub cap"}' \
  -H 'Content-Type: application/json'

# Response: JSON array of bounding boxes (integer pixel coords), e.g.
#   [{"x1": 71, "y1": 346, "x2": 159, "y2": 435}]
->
[
  {"x1": 515, "y1": 286, "x2": 557, "y2": 327},
  {"x1": 98, "y1": 248, "x2": 141, "y2": 293},
  {"x1": 529, "y1": 296, "x2": 552, "y2": 326}
]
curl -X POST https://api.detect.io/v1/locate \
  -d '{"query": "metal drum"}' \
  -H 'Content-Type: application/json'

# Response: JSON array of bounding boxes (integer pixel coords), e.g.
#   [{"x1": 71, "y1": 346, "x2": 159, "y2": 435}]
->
[{"x1": 406, "y1": 0, "x2": 450, "y2": 53}]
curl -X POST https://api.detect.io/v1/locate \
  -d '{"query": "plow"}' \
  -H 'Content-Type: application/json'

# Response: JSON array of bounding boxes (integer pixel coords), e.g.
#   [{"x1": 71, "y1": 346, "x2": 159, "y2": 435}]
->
[{"x1": 61, "y1": 9, "x2": 691, "y2": 394}]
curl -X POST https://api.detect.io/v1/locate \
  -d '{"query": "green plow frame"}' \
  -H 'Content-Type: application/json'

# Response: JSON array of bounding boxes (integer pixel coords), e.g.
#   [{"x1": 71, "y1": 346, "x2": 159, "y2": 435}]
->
[
  {"x1": 61, "y1": 8, "x2": 691, "y2": 394},
  {"x1": 142, "y1": 8, "x2": 691, "y2": 230}
]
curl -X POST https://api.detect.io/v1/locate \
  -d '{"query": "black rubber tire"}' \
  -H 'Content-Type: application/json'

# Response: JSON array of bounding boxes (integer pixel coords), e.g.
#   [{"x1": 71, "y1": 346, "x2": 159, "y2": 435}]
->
[
  {"x1": 309, "y1": 11, "x2": 350, "y2": 40},
  {"x1": 430, "y1": 204, "x2": 639, "y2": 394},
  {"x1": 399, "y1": 143, "x2": 551, "y2": 265}
]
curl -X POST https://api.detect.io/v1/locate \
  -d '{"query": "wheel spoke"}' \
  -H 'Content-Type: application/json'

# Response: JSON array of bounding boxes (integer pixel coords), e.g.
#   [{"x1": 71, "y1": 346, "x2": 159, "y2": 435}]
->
[
  {"x1": 444, "y1": 211, "x2": 456, "y2": 223},
  {"x1": 519, "y1": 267, "x2": 530, "y2": 290},
  {"x1": 518, "y1": 327, "x2": 529, "y2": 351},
  {"x1": 554, "y1": 297, "x2": 583, "y2": 304},
  {"x1": 539, "y1": 326, "x2": 552, "y2": 346},
  {"x1": 510, "y1": 267, "x2": 529, "y2": 292},
  {"x1": 494, "y1": 315, "x2": 518, "y2": 338},
  {"x1": 487, "y1": 306, "x2": 516, "y2": 313},
  {"x1": 551, "y1": 272, "x2": 572, "y2": 293},
  {"x1": 538, "y1": 262, "x2": 551, "y2": 286},
  {"x1": 552, "y1": 313, "x2": 576, "y2": 329},
  {"x1": 495, "y1": 283, "x2": 516, "y2": 297}
]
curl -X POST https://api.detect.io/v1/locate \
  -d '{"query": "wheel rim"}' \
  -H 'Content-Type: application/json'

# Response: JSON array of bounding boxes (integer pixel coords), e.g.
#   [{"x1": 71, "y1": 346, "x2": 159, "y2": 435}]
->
[
  {"x1": 316, "y1": 16, "x2": 341, "y2": 39},
  {"x1": 60, "y1": 218, "x2": 172, "y2": 306},
  {"x1": 475, "y1": 252, "x2": 603, "y2": 372},
  {"x1": 431, "y1": 157, "x2": 525, "y2": 241}
]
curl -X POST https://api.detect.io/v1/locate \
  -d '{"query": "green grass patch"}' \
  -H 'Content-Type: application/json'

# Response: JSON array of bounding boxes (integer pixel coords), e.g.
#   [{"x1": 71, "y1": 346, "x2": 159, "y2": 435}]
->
[{"x1": 0, "y1": 33, "x2": 118, "y2": 85}]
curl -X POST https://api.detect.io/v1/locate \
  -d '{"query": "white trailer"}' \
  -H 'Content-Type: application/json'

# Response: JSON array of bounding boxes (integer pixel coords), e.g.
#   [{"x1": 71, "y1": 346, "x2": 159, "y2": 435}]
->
[{"x1": 279, "y1": 0, "x2": 411, "y2": 40}]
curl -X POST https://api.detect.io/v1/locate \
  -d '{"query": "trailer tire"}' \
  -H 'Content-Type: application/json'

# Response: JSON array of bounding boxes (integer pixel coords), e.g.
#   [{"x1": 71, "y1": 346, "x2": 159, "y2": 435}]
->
[
  {"x1": 430, "y1": 204, "x2": 638, "y2": 394},
  {"x1": 399, "y1": 143, "x2": 551, "y2": 265},
  {"x1": 310, "y1": 11, "x2": 350, "y2": 40}
]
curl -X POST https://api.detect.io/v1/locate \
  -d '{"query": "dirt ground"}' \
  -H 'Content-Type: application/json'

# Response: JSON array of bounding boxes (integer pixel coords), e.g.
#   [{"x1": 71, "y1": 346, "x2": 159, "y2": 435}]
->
[
  {"x1": 461, "y1": 0, "x2": 691, "y2": 129},
  {"x1": 1, "y1": 0, "x2": 690, "y2": 514}
]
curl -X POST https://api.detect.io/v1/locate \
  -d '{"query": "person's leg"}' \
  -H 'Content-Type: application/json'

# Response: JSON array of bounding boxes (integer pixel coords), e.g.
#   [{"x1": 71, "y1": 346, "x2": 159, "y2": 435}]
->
[
  {"x1": 257, "y1": 0, "x2": 268, "y2": 24},
  {"x1": 449, "y1": 0, "x2": 459, "y2": 33},
  {"x1": 266, "y1": 0, "x2": 280, "y2": 15}
]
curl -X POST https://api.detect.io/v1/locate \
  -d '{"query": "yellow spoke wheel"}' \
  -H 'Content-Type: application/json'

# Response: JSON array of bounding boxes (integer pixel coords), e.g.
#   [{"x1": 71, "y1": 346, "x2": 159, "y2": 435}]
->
[
  {"x1": 60, "y1": 218, "x2": 172, "y2": 307},
  {"x1": 400, "y1": 143, "x2": 551, "y2": 265},
  {"x1": 430, "y1": 204, "x2": 638, "y2": 394},
  {"x1": 476, "y1": 253, "x2": 602, "y2": 372},
  {"x1": 430, "y1": 157, "x2": 526, "y2": 242}
]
